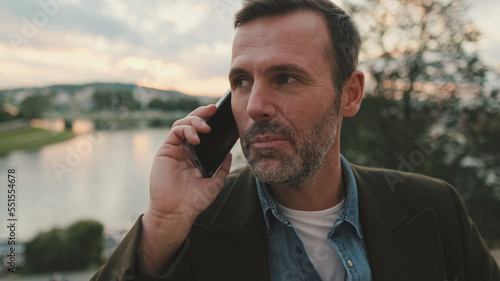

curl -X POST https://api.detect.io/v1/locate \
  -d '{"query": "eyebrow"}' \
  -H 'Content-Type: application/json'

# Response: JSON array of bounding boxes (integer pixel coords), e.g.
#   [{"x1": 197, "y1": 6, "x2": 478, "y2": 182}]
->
[
  {"x1": 265, "y1": 64, "x2": 310, "y2": 77},
  {"x1": 229, "y1": 63, "x2": 312, "y2": 80},
  {"x1": 228, "y1": 67, "x2": 249, "y2": 80}
]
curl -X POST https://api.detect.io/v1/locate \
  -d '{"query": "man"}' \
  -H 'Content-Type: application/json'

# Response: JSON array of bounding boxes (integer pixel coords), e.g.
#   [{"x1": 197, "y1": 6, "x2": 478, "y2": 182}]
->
[{"x1": 92, "y1": 0, "x2": 500, "y2": 280}]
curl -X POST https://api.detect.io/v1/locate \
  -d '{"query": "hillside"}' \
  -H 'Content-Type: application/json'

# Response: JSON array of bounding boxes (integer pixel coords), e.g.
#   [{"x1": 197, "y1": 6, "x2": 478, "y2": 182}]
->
[{"x1": 0, "y1": 83, "x2": 217, "y2": 113}]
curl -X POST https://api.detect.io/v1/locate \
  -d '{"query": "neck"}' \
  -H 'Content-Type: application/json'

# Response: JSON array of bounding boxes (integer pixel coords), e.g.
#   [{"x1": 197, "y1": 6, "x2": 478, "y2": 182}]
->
[{"x1": 267, "y1": 149, "x2": 345, "y2": 211}]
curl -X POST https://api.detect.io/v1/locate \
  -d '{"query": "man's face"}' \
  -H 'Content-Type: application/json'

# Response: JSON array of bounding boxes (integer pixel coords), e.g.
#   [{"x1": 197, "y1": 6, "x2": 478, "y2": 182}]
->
[{"x1": 229, "y1": 10, "x2": 342, "y2": 188}]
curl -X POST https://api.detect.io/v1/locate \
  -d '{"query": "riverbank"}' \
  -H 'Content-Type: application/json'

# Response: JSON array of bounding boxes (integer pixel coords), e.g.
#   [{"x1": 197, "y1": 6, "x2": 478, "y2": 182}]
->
[{"x1": 0, "y1": 126, "x2": 75, "y2": 154}]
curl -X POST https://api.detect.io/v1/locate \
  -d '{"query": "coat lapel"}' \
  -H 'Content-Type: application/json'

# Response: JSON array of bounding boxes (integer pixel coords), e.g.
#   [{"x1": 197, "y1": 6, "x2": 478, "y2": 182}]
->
[
  {"x1": 352, "y1": 165, "x2": 446, "y2": 281},
  {"x1": 189, "y1": 167, "x2": 271, "y2": 281},
  {"x1": 187, "y1": 164, "x2": 448, "y2": 281}
]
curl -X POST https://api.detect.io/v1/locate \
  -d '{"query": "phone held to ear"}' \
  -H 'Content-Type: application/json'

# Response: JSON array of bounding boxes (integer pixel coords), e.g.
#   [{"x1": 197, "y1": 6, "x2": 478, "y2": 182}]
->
[{"x1": 187, "y1": 89, "x2": 239, "y2": 178}]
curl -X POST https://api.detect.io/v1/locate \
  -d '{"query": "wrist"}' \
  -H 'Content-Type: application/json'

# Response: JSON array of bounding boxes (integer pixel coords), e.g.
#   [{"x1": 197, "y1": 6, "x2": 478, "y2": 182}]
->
[{"x1": 142, "y1": 209, "x2": 193, "y2": 237}]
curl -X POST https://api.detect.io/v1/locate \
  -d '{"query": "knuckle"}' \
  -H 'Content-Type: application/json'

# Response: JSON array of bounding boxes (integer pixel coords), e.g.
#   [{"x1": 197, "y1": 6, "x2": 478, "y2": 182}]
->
[{"x1": 172, "y1": 118, "x2": 185, "y2": 127}]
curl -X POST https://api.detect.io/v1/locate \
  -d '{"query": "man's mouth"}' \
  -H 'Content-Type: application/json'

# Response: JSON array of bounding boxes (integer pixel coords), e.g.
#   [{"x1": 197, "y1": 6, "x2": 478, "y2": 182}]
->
[
  {"x1": 250, "y1": 134, "x2": 289, "y2": 149},
  {"x1": 242, "y1": 121, "x2": 296, "y2": 151}
]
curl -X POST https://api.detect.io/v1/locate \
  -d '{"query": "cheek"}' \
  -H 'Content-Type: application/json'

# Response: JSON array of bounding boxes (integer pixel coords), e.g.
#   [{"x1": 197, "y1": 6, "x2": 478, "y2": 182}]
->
[
  {"x1": 281, "y1": 97, "x2": 334, "y2": 136},
  {"x1": 231, "y1": 97, "x2": 249, "y2": 134},
  {"x1": 280, "y1": 96, "x2": 322, "y2": 122}
]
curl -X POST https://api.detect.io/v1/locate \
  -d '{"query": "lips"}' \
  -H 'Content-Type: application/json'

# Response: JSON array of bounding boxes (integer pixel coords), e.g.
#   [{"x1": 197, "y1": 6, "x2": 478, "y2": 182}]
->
[
  {"x1": 250, "y1": 134, "x2": 289, "y2": 148},
  {"x1": 253, "y1": 134, "x2": 287, "y2": 143},
  {"x1": 242, "y1": 121, "x2": 296, "y2": 151}
]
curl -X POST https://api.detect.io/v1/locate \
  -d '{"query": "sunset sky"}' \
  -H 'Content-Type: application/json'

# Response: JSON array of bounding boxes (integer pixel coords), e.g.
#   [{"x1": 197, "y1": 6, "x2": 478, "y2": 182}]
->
[{"x1": 1, "y1": 0, "x2": 499, "y2": 97}]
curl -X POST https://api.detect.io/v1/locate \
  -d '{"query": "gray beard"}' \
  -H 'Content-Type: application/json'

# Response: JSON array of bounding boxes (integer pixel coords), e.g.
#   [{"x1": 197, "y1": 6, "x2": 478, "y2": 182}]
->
[{"x1": 241, "y1": 93, "x2": 341, "y2": 190}]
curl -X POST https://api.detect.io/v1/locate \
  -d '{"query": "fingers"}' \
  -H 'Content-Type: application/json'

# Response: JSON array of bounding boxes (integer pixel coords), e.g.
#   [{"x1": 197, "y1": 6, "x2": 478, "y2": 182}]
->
[
  {"x1": 166, "y1": 123, "x2": 204, "y2": 146},
  {"x1": 165, "y1": 105, "x2": 217, "y2": 146},
  {"x1": 187, "y1": 104, "x2": 217, "y2": 118}
]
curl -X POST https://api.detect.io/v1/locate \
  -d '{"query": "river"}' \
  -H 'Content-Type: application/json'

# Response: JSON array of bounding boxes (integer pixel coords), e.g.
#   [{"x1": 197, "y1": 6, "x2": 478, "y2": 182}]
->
[{"x1": 0, "y1": 126, "x2": 246, "y2": 242}]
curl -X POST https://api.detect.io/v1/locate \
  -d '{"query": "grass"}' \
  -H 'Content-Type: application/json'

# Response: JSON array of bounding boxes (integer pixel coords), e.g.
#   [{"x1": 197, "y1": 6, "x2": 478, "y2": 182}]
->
[{"x1": 0, "y1": 127, "x2": 75, "y2": 154}]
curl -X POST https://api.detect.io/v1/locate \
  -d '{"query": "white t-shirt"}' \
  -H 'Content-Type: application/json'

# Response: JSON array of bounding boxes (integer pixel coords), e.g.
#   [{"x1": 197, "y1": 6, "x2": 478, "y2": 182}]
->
[{"x1": 275, "y1": 199, "x2": 346, "y2": 281}]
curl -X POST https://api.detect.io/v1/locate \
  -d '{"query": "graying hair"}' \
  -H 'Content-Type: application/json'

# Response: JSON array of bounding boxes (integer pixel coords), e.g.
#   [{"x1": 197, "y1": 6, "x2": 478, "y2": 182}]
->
[{"x1": 234, "y1": 0, "x2": 361, "y2": 94}]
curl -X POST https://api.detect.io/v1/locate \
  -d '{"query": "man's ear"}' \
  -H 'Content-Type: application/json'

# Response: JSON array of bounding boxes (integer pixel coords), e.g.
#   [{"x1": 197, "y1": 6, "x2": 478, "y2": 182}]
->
[{"x1": 341, "y1": 70, "x2": 364, "y2": 118}]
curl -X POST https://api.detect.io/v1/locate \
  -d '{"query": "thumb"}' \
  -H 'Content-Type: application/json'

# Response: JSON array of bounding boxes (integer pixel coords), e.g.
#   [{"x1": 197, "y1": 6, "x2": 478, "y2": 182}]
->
[{"x1": 212, "y1": 153, "x2": 232, "y2": 188}]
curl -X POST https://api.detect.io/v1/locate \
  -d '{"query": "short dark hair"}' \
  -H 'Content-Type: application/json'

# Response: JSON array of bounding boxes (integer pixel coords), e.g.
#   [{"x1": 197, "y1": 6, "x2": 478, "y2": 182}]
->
[{"x1": 234, "y1": 0, "x2": 361, "y2": 94}]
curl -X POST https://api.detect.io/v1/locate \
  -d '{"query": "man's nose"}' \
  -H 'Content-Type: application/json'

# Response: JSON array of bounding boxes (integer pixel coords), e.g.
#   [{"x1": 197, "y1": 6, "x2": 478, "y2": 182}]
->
[{"x1": 246, "y1": 83, "x2": 276, "y2": 122}]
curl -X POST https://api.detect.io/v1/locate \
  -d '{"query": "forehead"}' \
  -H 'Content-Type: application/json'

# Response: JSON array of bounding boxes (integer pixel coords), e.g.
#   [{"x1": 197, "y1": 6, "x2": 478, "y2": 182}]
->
[{"x1": 231, "y1": 10, "x2": 331, "y2": 69}]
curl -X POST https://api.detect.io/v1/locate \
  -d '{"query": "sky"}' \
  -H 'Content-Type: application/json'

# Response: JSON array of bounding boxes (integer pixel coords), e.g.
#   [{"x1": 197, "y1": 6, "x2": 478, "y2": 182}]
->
[{"x1": 0, "y1": 0, "x2": 499, "y2": 97}]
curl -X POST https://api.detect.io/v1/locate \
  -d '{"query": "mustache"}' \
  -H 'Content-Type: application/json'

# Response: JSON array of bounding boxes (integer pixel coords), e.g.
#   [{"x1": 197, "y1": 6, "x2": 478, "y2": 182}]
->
[{"x1": 242, "y1": 121, "x2": 296, "y2": 145}]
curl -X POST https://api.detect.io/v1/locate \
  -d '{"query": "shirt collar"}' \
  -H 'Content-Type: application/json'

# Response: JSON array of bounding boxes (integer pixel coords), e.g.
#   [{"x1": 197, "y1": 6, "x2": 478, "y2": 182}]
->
[{"x1": 256, "y1": 154, "x2": 364, "y2": 240}]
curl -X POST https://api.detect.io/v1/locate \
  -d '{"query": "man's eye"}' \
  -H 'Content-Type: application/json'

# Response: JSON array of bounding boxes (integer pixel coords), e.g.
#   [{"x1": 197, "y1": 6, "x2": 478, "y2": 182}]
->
[
  {"x1": 235, "y1": 79, "x2": 250, "y2": 88},
  {"x1": 278, "y1": 75, "x2": 297, "y2": 84}
]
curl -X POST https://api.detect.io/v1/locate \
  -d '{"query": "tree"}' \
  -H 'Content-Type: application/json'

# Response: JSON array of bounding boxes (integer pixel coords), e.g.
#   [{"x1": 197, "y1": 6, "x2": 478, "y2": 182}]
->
[
  {"x1": 345, "y1": 0, "x2": 486, "y2": 119},
  {"x1": 169, "y1": 96, "x2": 201, "y2": 111},
  {"x1": 18, "y1": 95, "x2": 51, "y2": 120},
  {"x1": 148, "y1": 98, "x2": 166, "y2": 110},
  {"x1": 24, "y1": 228, "x2": 73, "y2": 273},
  {"x1": 147, "y1": 96, "x2": 201, "y2": 111},
  {"x1": 0, "y1": 101, "x2": 16, "y2": 122},
  {"x1": 24, "y1": 220, "x2": 104, "y2": 273},
  {"x1": 66, "y1": 220, "x2": 104, "y2": 268},
  {"x1": 340, "y1": 0, "x2": 500, "y2": 244},
  {"x1": 93, "y1": 90, "x2": 140, "y2": 111}
]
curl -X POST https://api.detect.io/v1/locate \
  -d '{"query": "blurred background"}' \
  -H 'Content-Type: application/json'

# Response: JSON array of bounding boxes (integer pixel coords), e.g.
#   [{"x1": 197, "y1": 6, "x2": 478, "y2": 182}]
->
[{"x1": 0, "y1": 0, "x2": 499, "y2": 279}]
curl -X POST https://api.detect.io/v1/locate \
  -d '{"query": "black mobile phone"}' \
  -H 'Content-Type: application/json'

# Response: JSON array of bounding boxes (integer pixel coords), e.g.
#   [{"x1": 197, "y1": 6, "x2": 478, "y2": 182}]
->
[{"x1": 187, "y1": 89, "x2": 239, "y2": 178}]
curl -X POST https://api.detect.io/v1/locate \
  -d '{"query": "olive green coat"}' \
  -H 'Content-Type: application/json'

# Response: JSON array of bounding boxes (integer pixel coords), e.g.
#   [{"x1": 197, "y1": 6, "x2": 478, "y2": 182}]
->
[{"x1": 92, "y1": 165, "x2": 500, "y2": 281}]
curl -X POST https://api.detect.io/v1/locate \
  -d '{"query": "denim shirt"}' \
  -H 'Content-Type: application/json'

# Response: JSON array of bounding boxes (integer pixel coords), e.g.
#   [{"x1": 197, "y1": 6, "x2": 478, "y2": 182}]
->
[{"x1": 256, "y1": 155, "x2": 372, "y2": 281}]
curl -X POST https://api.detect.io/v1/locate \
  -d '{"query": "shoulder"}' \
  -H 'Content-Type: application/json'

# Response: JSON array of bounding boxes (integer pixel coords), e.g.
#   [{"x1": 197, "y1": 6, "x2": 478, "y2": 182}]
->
[
  {"x1": 351, "y1": 164, "x2": 462, "y2": 215},
  {"x1": 351, "y1": 163, "x2": 453, "y2": 194}
]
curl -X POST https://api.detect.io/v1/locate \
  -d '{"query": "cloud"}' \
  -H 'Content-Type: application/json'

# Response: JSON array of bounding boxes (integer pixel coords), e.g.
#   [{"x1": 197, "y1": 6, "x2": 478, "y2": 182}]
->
[
  {"x1": 468, "y1": 0, "x2": 500, "y2": 70},
  {"x1": 2, "y1": 0, "x2": 495, "y2": 96},
  {"x1": 1, "y1": 0, "x2": 146, "y2": 47}
]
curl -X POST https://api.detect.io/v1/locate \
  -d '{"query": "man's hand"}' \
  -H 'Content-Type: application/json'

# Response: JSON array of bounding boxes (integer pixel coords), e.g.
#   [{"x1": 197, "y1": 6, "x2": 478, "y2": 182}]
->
[{"x1": 140, "y1": 105, "x2": 232, "y2": 275}]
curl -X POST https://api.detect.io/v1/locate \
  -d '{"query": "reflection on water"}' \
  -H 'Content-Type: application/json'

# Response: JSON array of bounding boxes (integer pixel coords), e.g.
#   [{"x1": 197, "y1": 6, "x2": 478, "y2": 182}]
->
[
  {"x1": 0, "y1": 128, "x2": 165, "y2": 241},
  {"x1": 133, "y1": 134, "x2": 153, "y2": 167},
  {"x1": 71, "y1": 120, "x2": 95, "y2": 134},
  {"x1": 29, "y1": 118, "x2": 95, "y2": 134},
  {"x1": 0, "y1": 127, "x2": 246, "y2": 242}
]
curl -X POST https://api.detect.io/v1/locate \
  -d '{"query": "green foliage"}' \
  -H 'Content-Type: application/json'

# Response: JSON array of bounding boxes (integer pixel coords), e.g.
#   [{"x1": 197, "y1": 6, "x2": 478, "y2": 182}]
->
[
  {"x1": 66, "y1": 220, "x2": 104, "y2": 267},
  {"x1": 148, "y1": 98, "x2": 165, "y2": 110},
  {"x1": 338, "y1": 0, "x2": 500, "y2": 245},
  {"x1": 19, "y1": 95, "x2": 52, "y2": 120},
  {"x1": 0, "y1": 109, "x2": 16, "y2": 123},
  {"x1": 341, "y1": 93, "x2": 500, "y2": 245},
  {"x1": 148, "y1": 96, "x2": 201, "y2": 111},
  {"x1": 24, "y1": 219, "x2": 104, "y2": 273},
  {"x1": 0, "y1": 127, "x2": 74, "y2": 153},
  {"x1": 346, "y1": 0, "x2": 486, "y2": 119},
  {"x1": 93, "y1": 89, "x2": 140, "y2": 111}
]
